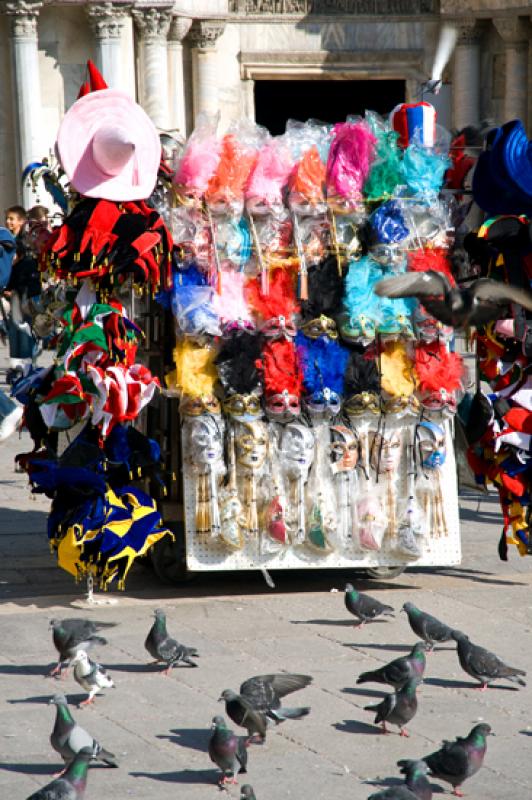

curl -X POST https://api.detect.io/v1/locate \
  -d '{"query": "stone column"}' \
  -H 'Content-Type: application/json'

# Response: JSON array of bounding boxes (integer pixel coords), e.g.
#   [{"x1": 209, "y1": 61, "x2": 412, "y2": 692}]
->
[
  {"x1": 1, "y1": 0, "x2": 43, "y2": 207},
  {"x1": 132, "y1": 5, "x2": 172, "y2": 130},
  {"x1": 187, "y1": 19, "x2": 226, "y2": 121},
  {"x1": 168, "y1": 15, "x2": 191, "y2": 135},
  {"x1": 242, "y1": 77, "x2": 255, "y2": 121},
  {"x1": 86, "y1": 2, "x2": 129, "y2": 90},
  {"x1": 452, "y1": 21, "x2": 482, "y2": 130},
  {"x1": 494, "y1": 18, "x2": 529, "y2": 124}
]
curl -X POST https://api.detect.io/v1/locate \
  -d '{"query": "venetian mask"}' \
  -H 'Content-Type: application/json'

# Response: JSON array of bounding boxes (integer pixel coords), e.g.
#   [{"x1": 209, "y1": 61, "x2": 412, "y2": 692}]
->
[
  {"x1": 330, "y1": 425, "x2": 359, "y2": 473},
  {"x1": 260, "y1": 314, "x2": 297, "y2": 340},
  {"x1": 416, "y1": 420, "x2": 446, "y2": 469},
  {"x1": 383, "y1": 394, "x2": 420, "y2": 417},
  {"x1": 300, "y1": 315, "x2": 338, "y2": 340},
  {"x1": 304, "y1": 387, "x2": 342, "y2": 420},
  {"x1": 235, "y1": 420, "x2": 268, "y2": 470},
  {"x1": 338, "y1": 312, "x2": 376, "y2": 344},
  {"x1": 280, "y1": 423, "x2": 315, "y2": 479},
  {"x1": 369, "y1": 244, "x2": 406, "y2": 268},
  {"x1": 370, "y1": 430, "x2": 402, "y2": 474},
  {"x1": 180, "y1": 394, "x2": 221, "y2": 417},
  {"x1": 413, "y1": 305, "x2": 452, "y2": 342},
  {"x1": 265, "y1": 389, "x2": 301, "y2": 422},
  {"x1": 223, "y1": 393, "x2": 262, "y2": 420},
  {"x1": 378, "y1": 313, "x2": 414, "y2": 339},
  {"x1": 344, "y1": 391, "x2": 381, "y2": 416},
  {"x1": 421, "y1": 388, "x2": 457, "y2": 416},
  {"x1": 184, "y1": 416, "x2": 224, "y2": 468}
]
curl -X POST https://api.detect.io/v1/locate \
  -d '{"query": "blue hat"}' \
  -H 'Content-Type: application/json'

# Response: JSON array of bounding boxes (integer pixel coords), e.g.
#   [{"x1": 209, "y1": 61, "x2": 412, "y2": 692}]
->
[
  {"x1": 473, "y1": 122, "x2": 532, "y2": 215},
  {"x1": 369, "y1": 201, "x2": 409, "y2": 245}
]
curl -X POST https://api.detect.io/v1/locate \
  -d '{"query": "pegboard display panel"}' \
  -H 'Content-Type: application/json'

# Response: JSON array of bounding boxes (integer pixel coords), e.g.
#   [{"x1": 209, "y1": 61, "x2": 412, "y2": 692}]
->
[{"x1": 182, "y1": 417, "x2": 461, "y2": 572}]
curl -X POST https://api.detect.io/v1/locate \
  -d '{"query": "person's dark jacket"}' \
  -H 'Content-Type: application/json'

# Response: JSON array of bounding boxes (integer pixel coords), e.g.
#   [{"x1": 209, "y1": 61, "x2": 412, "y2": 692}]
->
[{"x1": 7, "y1": 230, "x2": 41, "y2": 298}]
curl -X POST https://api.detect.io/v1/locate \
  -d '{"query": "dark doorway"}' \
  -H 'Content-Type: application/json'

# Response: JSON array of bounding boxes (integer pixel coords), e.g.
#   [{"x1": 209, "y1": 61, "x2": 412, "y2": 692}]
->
[{"x1": 254, "y1": 79, "x2": 405, "y2": 135}]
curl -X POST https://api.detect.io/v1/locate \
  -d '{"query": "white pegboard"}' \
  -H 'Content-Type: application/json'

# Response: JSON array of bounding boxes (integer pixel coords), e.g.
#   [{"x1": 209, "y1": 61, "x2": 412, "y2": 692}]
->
[{"x1": 183, "y1": 417, "x2": 461, "y2": 572}]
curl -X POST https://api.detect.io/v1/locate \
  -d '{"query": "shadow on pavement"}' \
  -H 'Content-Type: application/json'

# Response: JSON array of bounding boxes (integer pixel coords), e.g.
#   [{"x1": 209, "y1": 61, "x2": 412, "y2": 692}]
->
[
  {"x1": 341, "y1": 686, "x2": 388, "y2": 698},
  {"x1": 424, "y1": 676, "x2": 520, "y2": 691},
  {"x1": 130, "y1": 768, "x2": 216, "y2": 785},
  {"x1": 107, "y1": 662, "x2": 155, "y2": 674},
  {"x1": 0, "y1": 663, "x2": 49, "y2": 676},
  {"x1": 157, "y1": 727, "x2": 211, "y2": 753},
  {"x1": 343, "y1": 642, "x2": 412, "y2": 652},
  {"x1": 8, "y1": 694, "x2": 54, "y2": 704},
  {"x1": 292, "y1": 618, "x2": 394, "y2": 627},
  {"x1": 0, "y1": 762, "x2": 57, "y2": 775},
  {"x1": 333, "y1": 718, "x2": 381, "y2": 735}
]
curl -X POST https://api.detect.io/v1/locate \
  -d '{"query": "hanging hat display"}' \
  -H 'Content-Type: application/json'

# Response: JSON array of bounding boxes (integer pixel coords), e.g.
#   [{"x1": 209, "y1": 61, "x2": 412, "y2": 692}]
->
[{"x1": 389, "y1": 101, "x2": 437, "y2": 149}]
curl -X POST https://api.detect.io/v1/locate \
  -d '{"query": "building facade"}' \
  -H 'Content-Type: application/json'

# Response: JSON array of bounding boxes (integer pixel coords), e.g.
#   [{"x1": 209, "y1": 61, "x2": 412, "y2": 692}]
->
[{"x1": 0, "y1": 0, "x2": 530, "y2": 209}]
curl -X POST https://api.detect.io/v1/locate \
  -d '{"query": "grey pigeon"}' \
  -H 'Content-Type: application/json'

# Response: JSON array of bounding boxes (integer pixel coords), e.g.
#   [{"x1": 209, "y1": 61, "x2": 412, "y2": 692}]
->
[
  {"x1": 345, "y1": 583, "x2": 394, "y2": 625},
  {"x1": 71, "y1": 650, "x2": 115, "y2": 706},
  {"x1": 374, "y1": 270, "x2": 532, "y2": 329},
  {"x1": 241, "y1": 786, "x2": 257, "y2": 800},
  {"x1": 369, "y1": 759, "x2": 432, "y2": 799},
  {"x1": 49, "y1": 618, "x2": 113, "y2": 677},
  {"x1": 26, "y1": 748, "x2": 92, "y2": 800},
  {"x1": 239, "y1": 673, "x2": 312, "y2": 723},
  {"x1": 208, "y1": 715, "x2": 248, "y2": 786},
  {"x1": 219, "y1": 689, "x2": 268, "y2": 743},
  {"x1": 452, "y1": 630, "x2": 526, "y2": 690},
  {"x1": 364, "y1": 677, "x2": 420, "y2": 736},
  {"x1": 357, "y1": 642, "x2": 428, "y2": 689},
  {"x1": 420, "y1": 723, "x2": 492, "y2": 795},
  {"x1": 145, "y1": 609, "x2": 199, "y2": 673},
  {"x1": 49, "y1": 693, "x2": 118, "y2": 767},
  {"x1": 401, "y1": 603, "x2": 454, "y2": 650}
]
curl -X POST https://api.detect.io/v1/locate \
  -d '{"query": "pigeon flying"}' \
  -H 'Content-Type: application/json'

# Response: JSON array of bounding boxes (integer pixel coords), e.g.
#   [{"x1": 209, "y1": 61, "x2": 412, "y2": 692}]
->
[
  {"x1": 364, "y1": 677, "x2": 420, "y2": 736},
  {"x1": 452, "y1": 630, "x2": 526, "y2": 691},
  {"x1": 241, "y1": 786, "x2": 257, "y2": 800},
  {"x1": 26, "y1": 747, "x2": 92, "y2": 800},
  {"x1": 49, "y1": 693, "x2": 118, "y2": 768},
  {"x1": 71, "y1": 649, "x2": 115, "y2": 706},
  {"x1": 208, "y1": 715, "x2": 248, "y2": 786},
  {"x1": 368, "y1": 760, "x2": 432, "y2": 800},
  {"x1": 49, "y1": 618, "x2": 113, "y2": 677},
  {"x1": 219, "y1": 689, "x2": 268, "y2": 743},
  {"x1": 345, "y1": 583, "x2": 394, "y2": 625},
  {"x1": 374, "y1": 271, "x2": 532, "y2": 329},
  {"x1": 239, "y1": 673, "x2": 312, "y2": 723},
  {"x1": 421, "y1": 24, "x2": 457, "y2": 95},
  {"x1": 420, "y1": 723, "x2": 492, "y2": 797},
  {"x1": 401, "y1": 602, "x2": 454, "y2": 650},
  {"x1": 357, "y1": 642, "x2": 428, "y2": 689},
  {"x1": 144, "y1": 608, "x2": 199, "y2": 673}
]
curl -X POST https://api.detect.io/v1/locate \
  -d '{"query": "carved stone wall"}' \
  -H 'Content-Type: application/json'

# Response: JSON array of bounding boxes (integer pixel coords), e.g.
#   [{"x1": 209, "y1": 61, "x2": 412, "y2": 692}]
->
[{"x1": 229, "y1": 0, "x2": 439, "y2": 14}]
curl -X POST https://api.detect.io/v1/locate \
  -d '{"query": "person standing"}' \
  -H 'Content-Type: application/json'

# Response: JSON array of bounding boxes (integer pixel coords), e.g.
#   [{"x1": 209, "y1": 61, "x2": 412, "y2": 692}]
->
[{"x1": 4, "y1": 205, "x2": 41, "y2": 383}]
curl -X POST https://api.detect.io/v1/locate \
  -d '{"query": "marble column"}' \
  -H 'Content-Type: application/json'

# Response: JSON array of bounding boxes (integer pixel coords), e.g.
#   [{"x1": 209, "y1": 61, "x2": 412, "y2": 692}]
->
[
  {"x1": 86, "y1": 2, "x2": 128, "y2": 90},
  {"x1": 452, "y1": 22, "x2": 482, "y2": 130},
  {"x1": 187, "y1": 19, "x2": 226, "y2": 121},
  {"x1": 132, "y1": 5, "x2": 172, "y2": 130},
  {"x1": 167, "y1": 15, "x2": 191, "y2": 136},
  {"x1": 242, "y1": 77, "x2": 255, "y2": 121},
  {"x1": 494, "y1": 18, "x2": 529, "y2": 124}
]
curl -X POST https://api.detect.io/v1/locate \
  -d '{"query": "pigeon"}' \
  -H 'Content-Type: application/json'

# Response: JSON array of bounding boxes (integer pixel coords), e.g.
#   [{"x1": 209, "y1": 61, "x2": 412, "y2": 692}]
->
[
  {"x1": 364, "y1": 677, "x2": 420, "y2": 736},
  {"x1": 345, "y1": 583, "x2": 394, "y2": 625},
  {"x1": 241, "y1": 786, "x2": 257, "y2": 800},
  {"x1": 208, "y1": 715, "x2": 248, "y2": 786},
  {"x1": 144, "y1": 608, "x2": 199, "y2": 673},
  {"x1": 239, "y1": 673, "x2": 312, "y2": 723},
  {"x1": 374, "y1": 271, "x2": 532, "y2": 329},
  {"x1": 357, "y1": 642, "x2": 428, "y2": 689},
  {"x1": 49, "y1": 693, "x2": 118, "y2": 768},
  {"x1": 401, "y1": 602, "x2": 454, "y2": 650},
  {"x1": 71, "y1": 649, "x2": 115, "y2": 706},
  {"x1": 451, "y1": 630, "x2": 526, "y2": 690},
  {"x1": 219, "y1": 689, "x2": 268, "y2": 743},
  {"x1": 368, "y1": 760, "x2": 432, "y2": 800},
  {"x1": 420, "y1": 723, "x2": 492, "y2": 797},
  {"x1": 421, "y1": 24, "x2": 457, "y2": 95},
  {"x1": 49, "y1": 618, "x2": 113, "y2": 677},
  {"x1": 26, "y1": 747, "x2": 92, "y2": 800}
]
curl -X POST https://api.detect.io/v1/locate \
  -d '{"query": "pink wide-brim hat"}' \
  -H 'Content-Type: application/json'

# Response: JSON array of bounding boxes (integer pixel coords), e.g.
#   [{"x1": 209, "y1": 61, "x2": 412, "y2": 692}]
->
[{"x1": 56, "y1": 88, "x2": 161, "y2": 202}]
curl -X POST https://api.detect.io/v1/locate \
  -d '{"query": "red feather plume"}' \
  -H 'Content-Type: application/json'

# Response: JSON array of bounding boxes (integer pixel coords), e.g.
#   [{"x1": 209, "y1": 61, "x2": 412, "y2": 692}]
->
[
  {"x1": 263, "y1": 339, "x2": 302, "y2": 396},
  {"x1": 408, "y1": 247, "x2": 456, "y2": 287},
  {"x1": 245, "y1": 268, "x2": 299, "y2": 322},
  {"x1": 414, "y1": 342, "x2": 465, "y2": 394}
]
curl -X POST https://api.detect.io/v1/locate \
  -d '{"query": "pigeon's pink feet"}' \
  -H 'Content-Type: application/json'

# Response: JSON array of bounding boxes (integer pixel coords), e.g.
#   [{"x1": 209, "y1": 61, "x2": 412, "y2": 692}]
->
[
  {"x1": 219, "y1": 776, "x2": 237, "y2": 785},
  {"x1": 79, "y1": 697, "x2": 94, "y2": 707},
  {"x1": 48, "y1": 664, "x2": 61, "y2": 677},
  {"x1": 399, "y1": 728, "x2": 410, "y2": 737},
  {"x1": 474, "y1": 683, "x2": 488, "y2": 692},
  {"x1": 452, "y1": 789, "x2": 464, "y2": 797},
  {"x1": 163, "y1": 666, "x2": 172, "y2": 676},
  {"x1": 52, "y1": 767, "x2": 67, "y2": 779},
  {"x1": 380, "y1": 723, "x2": 389, "y2": 734},
  {"x1": 60, "y1": 669, "x2": 69, "y2": 681}
]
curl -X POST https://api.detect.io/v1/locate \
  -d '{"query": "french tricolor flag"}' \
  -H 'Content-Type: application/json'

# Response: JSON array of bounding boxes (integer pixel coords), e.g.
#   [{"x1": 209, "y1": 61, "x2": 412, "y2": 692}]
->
[{"x1": 390, "y1": 102, "x2": 437, "y2": 149}]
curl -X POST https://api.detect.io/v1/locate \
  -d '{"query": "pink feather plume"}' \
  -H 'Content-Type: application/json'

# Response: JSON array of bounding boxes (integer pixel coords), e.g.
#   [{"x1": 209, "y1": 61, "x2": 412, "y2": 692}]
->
[
  {"x1": 245, "y1": 140, "x2": 294, "y2": 208},
  {"x1": 326, "y1": 121, "x2": 376, "y2": 202},
  {"x1": 174, "y1": 129, "x2": 222, "y2": 197},
  {"x1": 214, "y1": 270, "x2": 254, "y2": 326}
]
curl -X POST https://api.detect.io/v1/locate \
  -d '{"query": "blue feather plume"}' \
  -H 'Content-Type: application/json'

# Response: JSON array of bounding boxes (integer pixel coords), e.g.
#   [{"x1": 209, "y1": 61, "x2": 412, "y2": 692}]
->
[{"x1": 296, "y1": 332, "x2": 349, "y2": 396}]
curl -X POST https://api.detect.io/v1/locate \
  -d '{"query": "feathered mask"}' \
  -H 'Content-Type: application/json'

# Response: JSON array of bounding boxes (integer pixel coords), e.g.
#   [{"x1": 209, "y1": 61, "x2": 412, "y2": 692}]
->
[
  {"x1": 403, "y1": 143, "x2": 450, "y2": 198},
  {"x1": 215, "y1": 329, "x2": 262, "y2": 397},
  {"x1": 168, "y1": 339, "x2": 218, "y2": 400},
  {"x1": 363, "y1": 119, "x2": 403, "y2": 201},
  {"x1": 245, "y1": 139, "x2": 294, "y2": 214},
  {"x1": 205, "y1": 133, "x2": 258, "y2": 214},
  {"x1": 340, "y1": 255, "x2": 383, "y2": 341},
  {"x1": 289, "y1": 145, "x2": 326, "y2": 208},
  {"x1": 414, "y1": 342, "x2": 464, "y2": 411},
  {"x1": 326, "y1": 121, "x2": 376, "y2": 209},
  {"x1": 245, "y1": 268, "x2": 299, "y2": 337},
  {"x1": 380, "y1": 341, "x2": 416, "y2": 398},
  {"x1": 174, "y1": 116, "x2": 221, "y2": 200},
  {"x1": 214, "y1": 269, "x2": 254, "y2": 331},
  {"x1": 296, "y1": 333, "x2": 349, "y2": 417},
  {"x1": 407, "y1": 247, "x2": 455, "y2": 286},
  {"x1": 170, "y1": 264, "x2": 220, "y2": 336},
  {"x1": 262, "y1": 339, "x2": 302, "y2": 420},
  {"x1": 300, "y1": 255, "x2": 343, "y2": 324},
  {"x1": 344, "y1": 349, "x2": 381, "y2": 415}
]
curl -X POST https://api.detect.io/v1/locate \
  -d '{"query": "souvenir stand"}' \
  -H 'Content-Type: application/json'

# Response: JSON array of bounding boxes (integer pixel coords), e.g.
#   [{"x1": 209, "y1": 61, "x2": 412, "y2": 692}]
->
[{"x1": 152, "y1": 102, "x2": 464, "y2": 581}]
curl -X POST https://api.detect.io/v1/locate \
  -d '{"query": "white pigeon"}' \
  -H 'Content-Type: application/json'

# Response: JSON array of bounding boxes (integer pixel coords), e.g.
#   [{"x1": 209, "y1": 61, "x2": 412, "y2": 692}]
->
[
  {"x1": 422, "y1": 25, "x2": 458, "y2": 95},
  {"x1": 71, "y1": 649, "x2": 115, "y2": 706}
]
